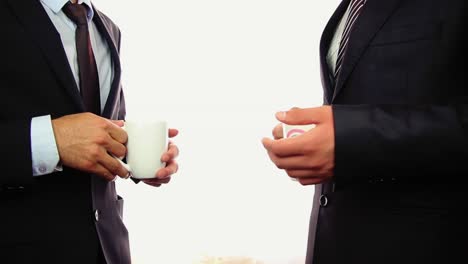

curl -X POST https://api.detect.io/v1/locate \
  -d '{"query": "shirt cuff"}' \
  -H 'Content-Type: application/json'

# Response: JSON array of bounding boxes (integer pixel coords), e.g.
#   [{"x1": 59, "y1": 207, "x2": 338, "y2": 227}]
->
[{"x1": 31, "y1": 115, "x2": 61, "y2": 176}]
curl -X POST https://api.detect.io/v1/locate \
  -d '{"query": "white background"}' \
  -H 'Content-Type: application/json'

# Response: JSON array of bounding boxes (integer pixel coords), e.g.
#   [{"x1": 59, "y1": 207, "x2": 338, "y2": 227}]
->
[{"x1": 93, "y1": 1, "x2": 340, "y2": 263}]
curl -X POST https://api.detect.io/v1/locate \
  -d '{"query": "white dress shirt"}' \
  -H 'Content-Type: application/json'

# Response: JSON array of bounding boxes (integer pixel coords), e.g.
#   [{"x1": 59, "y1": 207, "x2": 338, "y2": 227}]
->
[{"x1": 32, "y1": 0, "x2": 114, "y2": 176}]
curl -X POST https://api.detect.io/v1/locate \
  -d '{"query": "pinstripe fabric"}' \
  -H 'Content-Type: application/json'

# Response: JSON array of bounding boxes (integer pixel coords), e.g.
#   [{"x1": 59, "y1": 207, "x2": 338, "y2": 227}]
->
[{"x1": 334, "y1": 0, "x2": 366, "y2": 79}]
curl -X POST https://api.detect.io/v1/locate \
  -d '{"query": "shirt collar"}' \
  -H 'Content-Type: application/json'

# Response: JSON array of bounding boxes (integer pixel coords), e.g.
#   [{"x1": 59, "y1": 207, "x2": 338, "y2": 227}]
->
[{"x1": 41, "y1": 0, "x2": 94, "y2": 21}]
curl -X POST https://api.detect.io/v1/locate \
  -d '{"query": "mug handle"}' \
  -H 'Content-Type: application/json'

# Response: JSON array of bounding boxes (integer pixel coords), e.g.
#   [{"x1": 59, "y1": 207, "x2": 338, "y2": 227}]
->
[
  {"x1": 112, "y1": 124, "x2": 132, "y2": 178},
  {"x1": 112, "y1": 154, "x2": 132, "y2": 178}
]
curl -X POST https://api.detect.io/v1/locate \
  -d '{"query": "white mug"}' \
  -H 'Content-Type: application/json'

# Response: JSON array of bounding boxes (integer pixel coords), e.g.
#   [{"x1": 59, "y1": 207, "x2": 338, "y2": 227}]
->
[
  {"x1": 282, "y1": 123, "x2": 315, "y2": 182},
  {"x1": 282, "y1": 123, "x2": 316, "y2": 138},
  {"x1": 116, "y1": 119, "x2": 168, "y2": 179}
]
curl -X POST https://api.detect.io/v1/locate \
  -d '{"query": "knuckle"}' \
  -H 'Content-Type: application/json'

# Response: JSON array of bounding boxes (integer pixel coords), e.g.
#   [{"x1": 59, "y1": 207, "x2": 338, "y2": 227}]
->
[
  {"x1": 88, "y1": 145, "x2": 102, "y2": 159},
  {"x1": 115, "y1": 145, "x2": 127, "y2": 157},
  {"x1": 82, "y1": 159, "x2": 96, "y2": 170},
  {"x1": 94, "y1": 134, "x2": 109, "y2": 145},
  {"x1": 120, "y1": 132, "x2": 128, "y2": 144},
  {"x1": 95, "y1": 118, "x2": 110, "y2": 130}
]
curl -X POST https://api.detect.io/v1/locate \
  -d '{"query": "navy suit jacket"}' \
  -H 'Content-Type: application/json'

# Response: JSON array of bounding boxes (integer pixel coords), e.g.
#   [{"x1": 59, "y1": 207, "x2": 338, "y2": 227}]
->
[
  {"x1": 307, "y1": 0, "x2": 468, "y2": 263},
  {"x1": 0, "y1": 0, "x2": 130, "y2": 263}
]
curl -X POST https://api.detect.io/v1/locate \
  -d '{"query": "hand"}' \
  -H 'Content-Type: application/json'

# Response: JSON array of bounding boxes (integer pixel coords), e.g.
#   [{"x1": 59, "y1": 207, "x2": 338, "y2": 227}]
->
[
  {"x1": 261, "y1": 106, "x2": 335, "y2": 185},
  {"x1": 52, "y1": 113, "x2": 129, "y2": 181},
  {"x1": 142, "y1": 128, "x2": 180, "y2": 187}
]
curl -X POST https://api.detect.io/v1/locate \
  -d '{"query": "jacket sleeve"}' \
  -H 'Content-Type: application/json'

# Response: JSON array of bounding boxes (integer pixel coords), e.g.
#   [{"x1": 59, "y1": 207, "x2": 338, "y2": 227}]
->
[
  {"x1": 1, "y1": 119, "x2": 34, "y2": 188},
  {"x1": 332, "y1": 104, "x2": 468, "y2": 184}
]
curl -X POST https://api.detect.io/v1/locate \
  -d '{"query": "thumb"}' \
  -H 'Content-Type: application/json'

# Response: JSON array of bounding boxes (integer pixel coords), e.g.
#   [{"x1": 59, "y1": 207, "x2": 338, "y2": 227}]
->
[{"x1": 276, "y1": 107, "x2": 324, "y2": 125}]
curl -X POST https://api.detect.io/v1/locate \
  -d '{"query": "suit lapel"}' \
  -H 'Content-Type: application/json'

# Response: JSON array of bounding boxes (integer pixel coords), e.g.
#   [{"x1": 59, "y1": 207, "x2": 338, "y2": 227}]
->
[
  {"x1": 319, "y1": 0, "x2": 351, "y2": 104},
  {"x1": 7, "y1": 0, "x2": 84, "y2": 112},
  {"x1": 332, "y1": 0, "x2": 403, "y2": 102},
  {"x1": 92, "y1": 8, "x2": 122, "y2": 119}
]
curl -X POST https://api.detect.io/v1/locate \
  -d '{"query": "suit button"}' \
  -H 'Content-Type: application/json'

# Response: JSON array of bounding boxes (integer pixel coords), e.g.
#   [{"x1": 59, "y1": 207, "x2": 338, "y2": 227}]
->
[
  {"x1": 319, "y1": 195, "x2": 328, "y2": 207},
  {"x1": 39, "y1": 165, "x2": 47, "y2": 174},
  {"x1": 94, "y1": 210, "x2": 100, "y2": 221}
]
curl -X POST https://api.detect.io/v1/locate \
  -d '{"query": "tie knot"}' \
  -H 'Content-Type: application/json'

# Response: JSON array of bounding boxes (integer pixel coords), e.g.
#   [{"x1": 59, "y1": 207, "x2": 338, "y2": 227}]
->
[{"x1": 63, "y1": 2, "x2": 89, "y2": 26}]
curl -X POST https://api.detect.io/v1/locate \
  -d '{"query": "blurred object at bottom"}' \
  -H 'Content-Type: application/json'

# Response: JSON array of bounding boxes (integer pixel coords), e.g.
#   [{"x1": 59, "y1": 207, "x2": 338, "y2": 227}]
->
[{"x1": 194, "y1": 256, "x2": 264, "y2": 264}]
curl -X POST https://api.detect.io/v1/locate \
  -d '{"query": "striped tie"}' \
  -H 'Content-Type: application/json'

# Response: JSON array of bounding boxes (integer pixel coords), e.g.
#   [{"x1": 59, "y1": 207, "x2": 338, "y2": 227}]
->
[
  {"x1": 334, "y1": 0, "x2": 366, "y2": 79},
  {"x1": 63, "y1": 2, "x2": 101, "y2": 115}
]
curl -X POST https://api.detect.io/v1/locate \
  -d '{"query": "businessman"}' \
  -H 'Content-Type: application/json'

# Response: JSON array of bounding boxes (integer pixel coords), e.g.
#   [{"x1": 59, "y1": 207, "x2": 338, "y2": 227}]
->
[
  {"x1": 263, "y1": 0, "x2": 468, "y2": 263},
  {"x1": 0, "y1": 0, "x2": 179, "y2": 263}
]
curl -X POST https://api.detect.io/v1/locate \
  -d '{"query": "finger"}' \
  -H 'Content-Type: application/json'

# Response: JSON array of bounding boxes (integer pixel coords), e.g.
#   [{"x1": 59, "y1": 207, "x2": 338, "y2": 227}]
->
[
  {"x1": 286, "y1": 169, "x2": 324, "y2": 179},
  {"x1": 147, "y1": 183, "x2": 162, "y2": 187},
  {"x1": 143, "y1": 177, "x2": 171, "y2": 186},
  {"x1": 104, "y1": 136, "x2": 127, "y2": 158},
  {"x1": 272, "y1": 123, "x2": 284, "y2": 140},
  {"x1": 268, "y1": 154, "x2": 318, "y2": 171},
  {"x1": 110, "y1": 120, "x2": 125, "y2": 127},
  {"x1": 262, "y1": 136, "x2": 310, "y2": 157},
  {"x1": 161, "y1": 142, "x2": 179, "y2": 163},
  {"x1": 263, "y1": 146, "x2": 294, "y2": 171},
  {"x1": 98, "y1": 153, "x2": 129, "y2": 179},
  {"x1": 156, "y1": 160, "x2": 178, "y2": 178},
  {"x1": 143, "y1": 181, "x2": 162, "y2": 187},
  {"x1": 107, "y1": 122, "x2": 128, "y2": 144},
  {"x1": 276, "y1": 107, "x2": 324, "y2": 125},
  {"x1": 169, "y1": 128, "x2": 179, "y2": 138},
  {"x1": 297, "y1": 177, "x2": 323, "y2": 186},
  {"x1": 91, "y1": 163, "x2": 118, "y2": 182},
  {"x1": 261, "y1": 137, "x2": 274, "y2": 151}
]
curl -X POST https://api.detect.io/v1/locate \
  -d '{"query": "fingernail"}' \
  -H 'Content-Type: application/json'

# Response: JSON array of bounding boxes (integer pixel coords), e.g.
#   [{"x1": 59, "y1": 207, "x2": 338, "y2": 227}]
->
[{"x1": 276, "y1": 111, "x2": 286, "y2": 121}]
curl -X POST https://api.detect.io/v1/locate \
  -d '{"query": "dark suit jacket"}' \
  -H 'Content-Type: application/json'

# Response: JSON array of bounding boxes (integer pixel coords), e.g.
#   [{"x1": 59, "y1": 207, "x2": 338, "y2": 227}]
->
[
  {"x1": 307, "y1": 0, "x2": 468, "y2": 263},
  {"x1": 0, "y1": 0, "x2": 130, "y2": 263}
]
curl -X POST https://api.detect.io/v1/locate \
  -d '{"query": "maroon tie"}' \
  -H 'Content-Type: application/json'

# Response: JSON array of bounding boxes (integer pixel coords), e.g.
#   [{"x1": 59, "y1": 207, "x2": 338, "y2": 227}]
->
[
  {"x1": 334, "y1": 0, "x2": 366, "y2": 79},
  {"x1": 63, "y1": 2, "x2": 101, "y2": 115}
]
